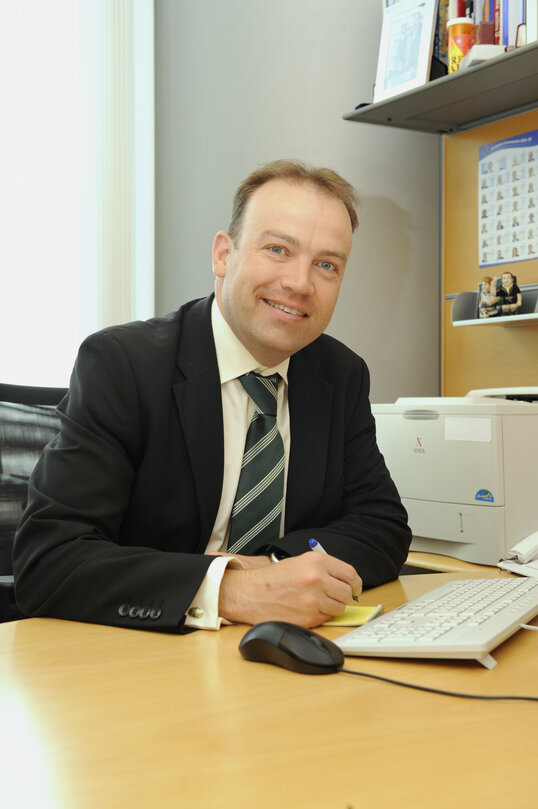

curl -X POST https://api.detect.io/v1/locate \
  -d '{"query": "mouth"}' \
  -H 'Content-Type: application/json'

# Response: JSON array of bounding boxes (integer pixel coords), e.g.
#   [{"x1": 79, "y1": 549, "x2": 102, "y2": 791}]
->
[{"x1": 264, "y1": 299, "x2": 307, "y2": 317}]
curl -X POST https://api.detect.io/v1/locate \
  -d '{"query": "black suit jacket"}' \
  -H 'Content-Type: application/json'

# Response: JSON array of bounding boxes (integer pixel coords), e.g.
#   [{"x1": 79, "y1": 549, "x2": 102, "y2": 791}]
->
[{"x1": 13, "y1": 295, "x2": 411, "y2": 631}]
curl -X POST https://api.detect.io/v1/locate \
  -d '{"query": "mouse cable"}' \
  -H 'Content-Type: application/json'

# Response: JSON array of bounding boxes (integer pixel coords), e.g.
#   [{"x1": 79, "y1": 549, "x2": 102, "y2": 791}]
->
[{"x1": 339, "y1": 668, "x2": 538, "y2": 702}]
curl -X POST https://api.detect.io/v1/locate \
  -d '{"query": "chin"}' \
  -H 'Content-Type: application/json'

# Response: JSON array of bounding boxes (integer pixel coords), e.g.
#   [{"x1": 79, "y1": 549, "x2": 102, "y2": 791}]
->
[
  {"x1": 251, "y1": 321, "x2": 318, "y2": 363},
  {"x1": 267, "y1": 340, "x2": 310, "y2": 363}
]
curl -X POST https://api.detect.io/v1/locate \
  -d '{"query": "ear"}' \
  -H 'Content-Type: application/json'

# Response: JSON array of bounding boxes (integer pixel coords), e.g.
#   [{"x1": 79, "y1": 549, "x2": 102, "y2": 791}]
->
[{"x1": 212, "y1": 231, "x2": 234, "y2": 278}]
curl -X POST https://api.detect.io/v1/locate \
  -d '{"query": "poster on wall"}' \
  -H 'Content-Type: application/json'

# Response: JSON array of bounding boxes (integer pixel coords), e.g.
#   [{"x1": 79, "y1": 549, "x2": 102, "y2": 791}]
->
[{"x1": 478, "y1": 129, "x2": 538, "y2": 268}]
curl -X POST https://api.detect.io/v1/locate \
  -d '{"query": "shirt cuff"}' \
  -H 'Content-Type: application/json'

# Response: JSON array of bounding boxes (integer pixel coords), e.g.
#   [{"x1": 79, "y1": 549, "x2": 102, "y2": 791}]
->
[{"x1": 184, "y1": 555, "x2": 245, "y2": 630}]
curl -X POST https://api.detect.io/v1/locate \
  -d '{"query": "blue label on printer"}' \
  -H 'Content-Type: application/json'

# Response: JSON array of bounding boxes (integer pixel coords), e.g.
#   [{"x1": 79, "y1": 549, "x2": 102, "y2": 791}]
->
[{"x1": 475, "y1": 489, "x2": 494, "y2": 503}]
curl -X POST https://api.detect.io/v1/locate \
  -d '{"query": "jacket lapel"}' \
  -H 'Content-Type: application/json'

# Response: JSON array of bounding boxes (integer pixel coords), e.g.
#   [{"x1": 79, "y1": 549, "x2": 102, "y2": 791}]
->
[
  {"x1": 285, "y1": 351, "x2": 333, "y2": 530},
  {"x1": 172, "y1": 296, "x2": 224, "y2": 551}
]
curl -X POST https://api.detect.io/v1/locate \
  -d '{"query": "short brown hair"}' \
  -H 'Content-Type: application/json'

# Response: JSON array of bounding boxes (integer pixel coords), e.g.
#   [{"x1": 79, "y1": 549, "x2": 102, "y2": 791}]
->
[{"x1": 228, "y1": 159, "x2": 359, "y2": 241}]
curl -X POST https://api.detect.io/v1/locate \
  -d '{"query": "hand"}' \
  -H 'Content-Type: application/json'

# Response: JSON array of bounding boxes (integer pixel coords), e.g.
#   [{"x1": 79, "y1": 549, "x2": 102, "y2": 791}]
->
[{"x1": 218, "y1": 551, "x2": 362, "y2": 628}]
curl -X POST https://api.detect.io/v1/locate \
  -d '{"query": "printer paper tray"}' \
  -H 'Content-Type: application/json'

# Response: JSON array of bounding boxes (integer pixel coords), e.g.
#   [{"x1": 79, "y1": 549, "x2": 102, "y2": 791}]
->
[{"x1": 404, "y1": 498, "x2": 505, "y2": 565}]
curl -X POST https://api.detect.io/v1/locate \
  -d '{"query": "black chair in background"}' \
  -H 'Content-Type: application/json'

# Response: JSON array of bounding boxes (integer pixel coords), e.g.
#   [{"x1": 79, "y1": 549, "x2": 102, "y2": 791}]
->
[{"x1": 0, "y1": 383, "x2": 67, "y2": 621}]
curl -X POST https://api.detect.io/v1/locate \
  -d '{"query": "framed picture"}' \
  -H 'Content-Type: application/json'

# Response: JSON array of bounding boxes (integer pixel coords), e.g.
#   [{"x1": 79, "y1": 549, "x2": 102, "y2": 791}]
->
[{"x1": 374, "y1": 0, "x2": 438, "y2": 103}]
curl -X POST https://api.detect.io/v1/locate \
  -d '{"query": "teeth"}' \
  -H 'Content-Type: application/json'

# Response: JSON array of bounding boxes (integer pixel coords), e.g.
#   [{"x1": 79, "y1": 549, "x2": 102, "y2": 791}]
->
[{"x1": 266, "y1": 299, "x2": 305, "y2": 316}]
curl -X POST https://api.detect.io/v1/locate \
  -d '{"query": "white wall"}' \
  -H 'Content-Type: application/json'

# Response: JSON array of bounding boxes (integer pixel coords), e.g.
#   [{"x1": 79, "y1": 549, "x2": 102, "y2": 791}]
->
[{"x1": 154, "y1": 0, "x2": 441, "y2": 402}]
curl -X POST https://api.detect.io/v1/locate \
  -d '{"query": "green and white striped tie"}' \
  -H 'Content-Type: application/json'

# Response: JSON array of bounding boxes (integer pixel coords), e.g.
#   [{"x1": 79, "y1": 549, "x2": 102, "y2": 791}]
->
[{"x1": 227, "y1": 373, "x2": 284, "y2": 555}]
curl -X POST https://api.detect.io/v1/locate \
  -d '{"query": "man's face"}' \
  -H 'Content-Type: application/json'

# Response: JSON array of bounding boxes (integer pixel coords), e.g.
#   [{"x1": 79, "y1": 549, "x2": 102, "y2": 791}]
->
[
  {"x1": 213, "y1": 179, "x2": 353, "y2": 366},
  {"x1": 502, "y1": 272, "x2": 513, "y2": 286}
]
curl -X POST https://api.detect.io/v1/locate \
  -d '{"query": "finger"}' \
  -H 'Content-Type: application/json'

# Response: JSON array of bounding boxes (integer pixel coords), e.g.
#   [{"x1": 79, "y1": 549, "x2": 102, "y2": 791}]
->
[
  {"x1": 321, "y1": 576, "x2": 353, "y2": 604},
  {"x1": 315, "y1": 594, "x2": 349, "y2": 621},
  {"x1": 323, "y1": 556, "x2": 363, "y2": 598},
  {"x1": 351, "y1": 576, "x2": 363, "y2": 601},
  {"x1": 294, "y1": 552, "x2": 362, "y2": 603}
]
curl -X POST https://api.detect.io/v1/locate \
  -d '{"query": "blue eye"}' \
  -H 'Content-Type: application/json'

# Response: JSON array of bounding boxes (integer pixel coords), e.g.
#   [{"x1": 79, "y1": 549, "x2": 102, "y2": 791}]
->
[
  {"x1": 319, "y1": 261, "x2": 335, "y2": 272},
  {"x1": 269, "y1": 246, "x2": 285, "y2": 255}
]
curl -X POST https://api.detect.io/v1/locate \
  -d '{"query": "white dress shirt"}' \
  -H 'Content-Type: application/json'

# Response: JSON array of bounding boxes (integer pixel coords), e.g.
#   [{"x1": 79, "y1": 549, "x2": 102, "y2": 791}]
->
[{"x1": 184, "y1": 299, "x2": 290, "y2": 629}]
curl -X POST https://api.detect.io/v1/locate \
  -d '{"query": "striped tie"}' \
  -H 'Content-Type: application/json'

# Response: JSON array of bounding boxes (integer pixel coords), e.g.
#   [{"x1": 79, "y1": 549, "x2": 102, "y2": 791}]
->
[{"x1": 227, "y1": 373, "x2": 284, "y2": 555}]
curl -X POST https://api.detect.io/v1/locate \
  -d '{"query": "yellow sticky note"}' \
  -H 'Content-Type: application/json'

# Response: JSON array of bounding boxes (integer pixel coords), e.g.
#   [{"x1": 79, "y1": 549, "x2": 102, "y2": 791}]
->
[{"x1": 322, "y1": 604, "x2": 384, "y2": 627}]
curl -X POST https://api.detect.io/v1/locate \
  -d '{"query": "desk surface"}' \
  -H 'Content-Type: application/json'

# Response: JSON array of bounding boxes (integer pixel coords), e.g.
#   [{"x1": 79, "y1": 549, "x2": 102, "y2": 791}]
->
[
  {"x1": 1, "y1": 570, "x2": 536, "y2": 809},
  {"x1": 406, "y1": 550, "x2": 498, "y2": 573}
]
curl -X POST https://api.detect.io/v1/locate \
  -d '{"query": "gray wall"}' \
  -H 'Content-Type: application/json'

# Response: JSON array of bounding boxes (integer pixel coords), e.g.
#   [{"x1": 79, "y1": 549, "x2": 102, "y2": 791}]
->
[{"x1": 154, "y1": 0, "x2": 440, "y2": 402}]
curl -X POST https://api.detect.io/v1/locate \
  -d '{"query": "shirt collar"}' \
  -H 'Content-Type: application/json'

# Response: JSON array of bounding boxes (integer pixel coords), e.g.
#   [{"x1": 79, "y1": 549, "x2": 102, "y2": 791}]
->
[{"x1": 211, "y1": 298, "x2": 289, "y2": 384}]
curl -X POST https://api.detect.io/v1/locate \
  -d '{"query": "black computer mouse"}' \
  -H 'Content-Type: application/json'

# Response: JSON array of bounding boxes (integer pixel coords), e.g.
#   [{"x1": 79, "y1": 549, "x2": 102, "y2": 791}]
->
[{"x1": 239, "y1": 621, "x2": 344, "y2": 674}]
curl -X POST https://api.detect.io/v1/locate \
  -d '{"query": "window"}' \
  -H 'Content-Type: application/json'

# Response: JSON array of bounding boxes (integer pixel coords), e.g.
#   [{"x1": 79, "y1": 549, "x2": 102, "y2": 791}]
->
[{"x1": 1, "y1": 0, "x2": 154, "y2": 387}]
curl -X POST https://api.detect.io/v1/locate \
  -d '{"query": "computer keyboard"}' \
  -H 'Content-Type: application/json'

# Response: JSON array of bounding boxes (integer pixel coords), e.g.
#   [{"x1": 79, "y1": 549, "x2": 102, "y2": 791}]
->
[{"x1": 335, "y1": 577, "x2": 538, "y2": 669}]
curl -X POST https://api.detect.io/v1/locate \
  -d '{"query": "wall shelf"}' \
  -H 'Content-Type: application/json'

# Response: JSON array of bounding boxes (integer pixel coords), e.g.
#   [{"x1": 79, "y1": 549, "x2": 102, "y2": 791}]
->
[
  {"x1": 451, "y1": 287, "x2": 538, "y2": 326},
  {"x1": 453, "y1": 312, "x2": 538, "y2": 326},
  {"x1": 343, "y1": 42, "x2": 538, "y2": 134}
]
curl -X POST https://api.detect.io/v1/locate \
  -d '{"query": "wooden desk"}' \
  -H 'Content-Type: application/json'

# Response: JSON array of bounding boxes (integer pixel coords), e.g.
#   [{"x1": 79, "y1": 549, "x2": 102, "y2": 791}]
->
[
  {"x1": 406, "y1": 550, "x2": 498, "y2": 573},
  {"x1": 1, "y1": 571, "x2": 536, "y2": 809}
]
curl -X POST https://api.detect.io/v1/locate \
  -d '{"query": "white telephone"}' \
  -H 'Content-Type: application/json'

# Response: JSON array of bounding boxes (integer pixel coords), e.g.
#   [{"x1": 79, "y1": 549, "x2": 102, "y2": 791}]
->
[
  {"x1": 508, "y1": 531, "x2": 538, "y2": 564},
  {"x1": 498, "y1": 531, "x2": 538, "y2": 577}
]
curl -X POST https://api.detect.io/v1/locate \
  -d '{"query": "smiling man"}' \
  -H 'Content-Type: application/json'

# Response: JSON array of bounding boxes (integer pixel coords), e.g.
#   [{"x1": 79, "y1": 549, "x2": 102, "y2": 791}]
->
[
  {"x1": 212, "y1": 177, "x2": 351, "y2": 367},
  {"x1": 13, "y1": 160, "x2": 411, "y2": 633}
]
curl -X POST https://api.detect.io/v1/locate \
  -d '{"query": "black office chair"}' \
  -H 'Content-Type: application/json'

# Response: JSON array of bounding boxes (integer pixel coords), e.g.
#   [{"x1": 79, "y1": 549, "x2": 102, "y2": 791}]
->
[{"x1": 0, "y1": 383, "x2": 67, "y2": 621}]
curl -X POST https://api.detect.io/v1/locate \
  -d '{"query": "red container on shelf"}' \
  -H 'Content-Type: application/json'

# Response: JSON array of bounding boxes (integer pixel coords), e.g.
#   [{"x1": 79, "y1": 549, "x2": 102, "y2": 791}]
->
[{"x1": 448, "y1": 17, "x2": 474, "y2": 73}]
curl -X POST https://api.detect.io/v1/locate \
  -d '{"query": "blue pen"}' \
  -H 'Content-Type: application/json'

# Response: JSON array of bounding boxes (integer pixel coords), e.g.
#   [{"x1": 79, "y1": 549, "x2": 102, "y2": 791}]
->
[{"x1": 309, "y1": 538, "x2": 359, "y2": 601}]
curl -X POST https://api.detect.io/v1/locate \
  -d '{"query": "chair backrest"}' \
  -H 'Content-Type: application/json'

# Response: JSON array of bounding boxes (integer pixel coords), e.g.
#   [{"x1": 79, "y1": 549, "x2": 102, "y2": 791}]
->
[
  {"x1": 0, "y1": 384, "x2": 66, "y2": 575},
  {"x1": 0, "y1": 383, "x2": 68, "y2": 406}
]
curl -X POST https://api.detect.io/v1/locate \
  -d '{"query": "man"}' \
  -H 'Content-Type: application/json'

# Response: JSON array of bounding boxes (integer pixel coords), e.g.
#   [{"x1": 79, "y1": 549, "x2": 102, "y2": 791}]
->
[
  {"x1": 496, "y1": 271, "x2": 522, "y2": 315},
  {"x1": 13, "y1": 160, "x2": 411, "y2": 633}
]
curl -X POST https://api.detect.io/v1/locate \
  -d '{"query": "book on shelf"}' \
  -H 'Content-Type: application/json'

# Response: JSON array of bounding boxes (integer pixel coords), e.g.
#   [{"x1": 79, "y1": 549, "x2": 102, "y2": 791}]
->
[
  {"x1": 437, "y1": 0, "x2": 536, "y2": 48},
  {"x1": 525, "y1": 0, "x2": 538, "y2": 43},
  {"x1": 496, "y1": 0, "x2": 531, "y2": 46}
]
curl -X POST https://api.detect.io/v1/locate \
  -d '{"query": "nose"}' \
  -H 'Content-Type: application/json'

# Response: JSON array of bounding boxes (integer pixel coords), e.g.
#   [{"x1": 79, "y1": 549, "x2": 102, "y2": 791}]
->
[{"x1": 281, "y1": 258, "x2": 315, "y2": 296}]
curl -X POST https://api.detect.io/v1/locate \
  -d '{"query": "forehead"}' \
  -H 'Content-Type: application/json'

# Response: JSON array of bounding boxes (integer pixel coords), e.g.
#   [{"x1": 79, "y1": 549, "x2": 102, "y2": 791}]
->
[{"x1": 241, "y1": 179, "x2": 353, "y2": 244}]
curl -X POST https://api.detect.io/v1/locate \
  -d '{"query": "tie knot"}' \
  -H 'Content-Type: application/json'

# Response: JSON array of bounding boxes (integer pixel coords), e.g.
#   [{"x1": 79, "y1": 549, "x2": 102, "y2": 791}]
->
[{"x1": 239, "y1": 373, "x2": 279, "y2": 417}]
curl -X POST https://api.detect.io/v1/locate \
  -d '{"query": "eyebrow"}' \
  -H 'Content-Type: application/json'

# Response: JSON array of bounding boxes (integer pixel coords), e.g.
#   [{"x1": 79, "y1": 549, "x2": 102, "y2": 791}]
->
[{"x1": 259, "y1": 230, "x2": 348, "y2": 262}]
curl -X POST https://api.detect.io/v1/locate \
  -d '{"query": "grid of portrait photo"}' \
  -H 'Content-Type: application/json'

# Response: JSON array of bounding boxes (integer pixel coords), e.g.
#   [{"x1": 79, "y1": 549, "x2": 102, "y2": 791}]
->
[{"x1": 478, "y1": 129, "x2": 538, "y2": 268}]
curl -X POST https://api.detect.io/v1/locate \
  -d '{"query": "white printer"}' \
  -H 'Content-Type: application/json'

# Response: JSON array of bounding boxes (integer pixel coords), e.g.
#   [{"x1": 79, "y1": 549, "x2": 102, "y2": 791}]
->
[{"x1": 372, "y1": 388, "x2": 538, "y2": 565}]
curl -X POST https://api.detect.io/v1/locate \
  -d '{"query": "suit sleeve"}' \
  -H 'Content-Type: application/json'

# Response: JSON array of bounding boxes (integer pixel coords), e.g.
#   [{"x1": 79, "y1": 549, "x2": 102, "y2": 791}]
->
[
  {"x1": 12, "y1": 330, "x2": 212, "y2": 632},
  {"x1": 275, "y1": 357, "x2": 412, "y2": 587}
]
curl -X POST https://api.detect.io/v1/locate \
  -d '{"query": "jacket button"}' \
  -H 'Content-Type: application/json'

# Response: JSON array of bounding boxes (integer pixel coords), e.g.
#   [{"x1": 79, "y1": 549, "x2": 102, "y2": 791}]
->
[
  {"x1": 118, "y1": 603, "x2": 130, "y2": 617},
  {"x1": 149, "y1": 607, "x2": 162, "y2": 620},
  {"x1": 138, "y1": 607, "x2": 150, "y2": 619},
  {"x1": 129, "y1": 605, "x2": 141, "y2": 618}
]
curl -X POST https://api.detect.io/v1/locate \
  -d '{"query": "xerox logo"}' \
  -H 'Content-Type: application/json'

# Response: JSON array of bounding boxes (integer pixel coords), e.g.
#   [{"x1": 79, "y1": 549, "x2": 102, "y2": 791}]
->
[{"x1": 414, "y1": 437, "x2": 425, "y2": 454}]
